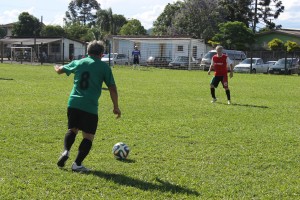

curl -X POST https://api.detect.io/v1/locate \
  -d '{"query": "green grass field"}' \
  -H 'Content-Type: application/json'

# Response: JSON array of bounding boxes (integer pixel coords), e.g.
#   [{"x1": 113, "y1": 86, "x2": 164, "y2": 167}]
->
[{"x1": 0, "y1": 63, "x2": 300, "y2": 199}]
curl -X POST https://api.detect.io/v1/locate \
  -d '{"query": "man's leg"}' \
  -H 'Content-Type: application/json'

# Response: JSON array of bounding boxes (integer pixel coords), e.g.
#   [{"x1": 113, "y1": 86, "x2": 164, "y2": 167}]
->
[
  {"x1": 222, "y1": 76, "x2": 231, "y2": 104},
  {"x1": 72, "y1": 133, "x2": 94, "y2": 172},
  {"x1": 210, "y1": 86, "x2": 216, "y2": 99},
  {"x1": 57, "y1": 128, "x2": 78, "y2": 167},
  {"x1": 210, "y1": 76, "x2": 218, "y2": 102}
]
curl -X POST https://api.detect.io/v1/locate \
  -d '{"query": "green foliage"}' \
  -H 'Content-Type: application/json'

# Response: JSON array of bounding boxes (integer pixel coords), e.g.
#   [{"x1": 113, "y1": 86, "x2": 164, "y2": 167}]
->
[
  {"x1": 268, "y1": 38, "x2": 284, "y2": 51},
  {"x1": 0, "y1": 27, "x2": 7, "y2": 38},
  {"x1": 65, "y1": 0, "x2": 100, "y2": 25},
  {"x1": 120, "y1": 19, "x2": 147, "y2": 36},
  {"x1": 211, "y1": 21, "x2": 255, "y2": 50},
  {"x1": 112, "y1": 14, "x2": 128, "y2": 35},
  {"x1": 219, "y1": 0, "x2": 252, "y2": 27},
  {"x1": 41, "y1": 25, "x2": 65, "y2": 37},
  {"x1": 1, "y1": 64, "x2": 300, "y2": 199},
  {"x1": 253, "y1": 0, "x2": 284, "y2": 31},
  {"x1": 64, "y1": 22, "x2": 93, "y2": 42},
  {"x1": 284, "y1": 40, "x2": 300, "y2": 53},
  {"x1": 152, "y1": 1, "x2": 184, "y2": 36},
  {"x1": 171, "y1": 0, "x2": 225, "y2": 40},
  {"x1": 12, "y1": 12, "x2": 42, "y2": 37},
  {"x1": 96, "y1": 8, "x2": 113, "y2": 34}
]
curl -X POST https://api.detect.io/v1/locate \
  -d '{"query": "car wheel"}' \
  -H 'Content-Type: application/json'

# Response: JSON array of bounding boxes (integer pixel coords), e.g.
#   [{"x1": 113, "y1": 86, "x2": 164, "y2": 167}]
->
[{"x1": 252, "y1": 69, "x2": 256, "y2": 74}]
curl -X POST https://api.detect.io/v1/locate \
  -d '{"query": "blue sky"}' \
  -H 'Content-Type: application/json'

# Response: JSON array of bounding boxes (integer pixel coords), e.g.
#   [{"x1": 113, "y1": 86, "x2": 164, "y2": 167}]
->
[{"x1": 0, "y1": 0, "x2": 299, "y2": 30}]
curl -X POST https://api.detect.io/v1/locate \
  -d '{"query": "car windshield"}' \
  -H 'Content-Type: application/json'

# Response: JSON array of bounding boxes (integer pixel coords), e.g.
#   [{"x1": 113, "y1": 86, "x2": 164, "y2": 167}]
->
[
  {"x1": 203, "y1": 52, "x2": 216, "y2": 59},
  {"x1": 174, "y1": 56, "x2": 188, "y2": 62},
  {"x1": 103, "y1": 54, "x2": 117, "y2": 58},
  {"x1": 276, "y1": 58, "x2": 292, "y2": 65},
  {"x1": 241, "y1": 58, "x2": 256, "y2": 64}
]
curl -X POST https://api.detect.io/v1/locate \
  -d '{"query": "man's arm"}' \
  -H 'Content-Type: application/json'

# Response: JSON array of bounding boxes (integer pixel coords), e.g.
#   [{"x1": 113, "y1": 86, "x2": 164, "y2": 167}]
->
[
  {"x1": 208, "y1": 60, "x2": 214, "y2": 75},
  {"x1": 108, "y1": 85, "x2": 121, "y2": 118},
  {"x1": 54, "y1": 65, "x2": 65, "y2": 75},
  {"x1": 227, "y1": 58, "x2": 233, "y2": 78}
]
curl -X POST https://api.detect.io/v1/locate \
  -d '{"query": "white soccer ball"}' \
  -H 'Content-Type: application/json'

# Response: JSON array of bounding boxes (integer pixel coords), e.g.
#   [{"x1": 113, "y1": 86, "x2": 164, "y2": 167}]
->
[{"x1": 112, "y1": 142, "x2": 130, "y2": 159}]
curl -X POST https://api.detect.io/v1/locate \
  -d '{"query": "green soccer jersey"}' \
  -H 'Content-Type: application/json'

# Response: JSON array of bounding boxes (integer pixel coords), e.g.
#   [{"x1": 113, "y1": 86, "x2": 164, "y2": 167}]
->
[{"x1": 63, "y1": 56, "x2": 115, "y2": 115}]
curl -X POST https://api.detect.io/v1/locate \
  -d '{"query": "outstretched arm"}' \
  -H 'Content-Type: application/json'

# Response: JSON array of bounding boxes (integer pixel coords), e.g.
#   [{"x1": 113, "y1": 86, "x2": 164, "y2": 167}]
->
[
  {"x1": 108, "y1": 85, "x2": 121, "y2": 119},
  {"x1": 208, "y1": 60, "x2": 214, "y2": 75},
  {"x1": 54, "y1": 65, "x2": 65, "y2": 75}
]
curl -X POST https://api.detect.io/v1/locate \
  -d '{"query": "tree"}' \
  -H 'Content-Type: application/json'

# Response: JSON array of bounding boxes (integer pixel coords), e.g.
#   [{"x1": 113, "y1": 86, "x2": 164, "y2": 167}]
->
[
  {"x1": 12, "y1": 12, "x2": 42, "y2": 37},
  {"x1": 112, "y1": 14, "x2": 127, "y2": 35},
  {"x1": 252, "y1": 0, "x2": 284, "y2": 31},
  {"x1": 284, "y1": 41, "x2": 300, "y2": 53},
  {"x1": 210, "y1": 21, "x2": 255, "y2": 50},
  {"x1": 41, "y1": 25, "x2": 65, "y2": 37},
  {"x1": 96, "y1": 8, "x2": 113, "y2": 34},
  {"x1": 152, "y1": 1, "x2": 184, "y2": 36},
  {"x1": 173, "y1": 0, "x2": 226, "y2": 41},
  {"x1": 268, "y1": 38, "x2": 284, "y2": 51},
  {"x1": 218, "y1": 0, "x2": 284, "y2": 32},
  {"x1": 119, "y1": 19, "x2": 147, "y2": 36},
  {"x1": 65, "y1": 0, "x2": 100, "y2": 25},
  {"x1": 218, "y1": 0, "x2": 252, "y2": 27},
  {"x1": 64, "y1": 22, "x2": 93, "y2": 41},
  {"x1": 0, "y1": 27, "x2": 7, "y2": 38}
]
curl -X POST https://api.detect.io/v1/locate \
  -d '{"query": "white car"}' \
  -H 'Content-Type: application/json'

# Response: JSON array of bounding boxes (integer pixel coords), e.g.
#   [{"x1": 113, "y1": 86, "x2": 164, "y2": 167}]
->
[
  {"x1": 101, "y1": 53, "x2": 130, "y2": 66},
  {"x1": 234, "y1": 58, "x2": 269, "y2": 73}
]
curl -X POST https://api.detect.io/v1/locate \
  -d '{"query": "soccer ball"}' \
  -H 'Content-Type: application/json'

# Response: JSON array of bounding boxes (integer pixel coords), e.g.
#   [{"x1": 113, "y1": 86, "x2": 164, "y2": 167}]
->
[{"x1": 112, "y1": 142, "x2": 130, "y2": 159}]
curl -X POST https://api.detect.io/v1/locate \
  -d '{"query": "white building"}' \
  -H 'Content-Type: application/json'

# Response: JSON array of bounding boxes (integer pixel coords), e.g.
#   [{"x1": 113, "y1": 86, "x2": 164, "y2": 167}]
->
[
  {"x1": 109, "y1": 35, "x2": 212, "y2": 68},
  {"x1": 0, "y1": 37, "x2": 86, "y2": 63}
]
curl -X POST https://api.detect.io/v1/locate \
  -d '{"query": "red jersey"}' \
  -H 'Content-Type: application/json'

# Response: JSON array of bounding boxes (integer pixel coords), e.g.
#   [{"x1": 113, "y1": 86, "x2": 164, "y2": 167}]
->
[{"x1": 212, "y1": 54, "x2": 228, "y2": 76}]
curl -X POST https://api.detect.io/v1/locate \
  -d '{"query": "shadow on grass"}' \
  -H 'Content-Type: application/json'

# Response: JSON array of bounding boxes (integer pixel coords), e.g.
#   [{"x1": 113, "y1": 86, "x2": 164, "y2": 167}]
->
[
  {"x1": 216, "y1": 102, "x2": 269, "y2": 109},
  {"x1": 115, "y1": 158, "x2": 136, "y2": 163},
  {"x1": 88, "y1": 170, "x2": 200, "y2": 196},
  {"x1": 0, "y1": 78, "x2": 14, "y2": 80}
]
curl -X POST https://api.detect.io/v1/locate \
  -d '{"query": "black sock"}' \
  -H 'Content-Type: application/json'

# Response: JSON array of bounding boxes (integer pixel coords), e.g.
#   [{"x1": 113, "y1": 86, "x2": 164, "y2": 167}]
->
[
  {"x1": 64, "y1": 130, "x2": 76, "y2": 151},
  {"x1": 210, "y1": 88, "x2": 216, "y2": 99},
  {"x1": 226, "y1": 90, "x2": 231, "y2": 100},
  {"x1": 75, "y1": 138, "x2": 92, "y2": 166}
]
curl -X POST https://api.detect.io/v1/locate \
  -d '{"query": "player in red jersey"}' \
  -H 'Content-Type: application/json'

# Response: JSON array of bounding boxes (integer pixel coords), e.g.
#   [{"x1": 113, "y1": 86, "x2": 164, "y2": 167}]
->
[{"x1": 208, "y1": 46, "x2": 233, "y2": 105}]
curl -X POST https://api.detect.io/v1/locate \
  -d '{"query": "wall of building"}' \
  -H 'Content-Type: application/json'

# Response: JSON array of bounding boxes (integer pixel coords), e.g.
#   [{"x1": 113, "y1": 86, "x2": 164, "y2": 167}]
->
[{"x1": 256, "y1": 32, "x2": 300, "y2": 49}]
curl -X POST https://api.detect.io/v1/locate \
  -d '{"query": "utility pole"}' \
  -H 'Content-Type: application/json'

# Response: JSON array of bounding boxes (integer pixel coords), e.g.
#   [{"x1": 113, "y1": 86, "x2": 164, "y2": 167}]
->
[{"x1": 252, "y1": 0, "x2": 258, "y2": 33}]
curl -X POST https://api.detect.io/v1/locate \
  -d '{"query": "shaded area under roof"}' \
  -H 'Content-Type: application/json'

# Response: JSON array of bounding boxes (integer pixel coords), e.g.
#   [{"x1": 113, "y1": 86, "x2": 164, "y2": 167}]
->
[{"x1": 0, "y1": 38, "x2": 61, "y2": 45}]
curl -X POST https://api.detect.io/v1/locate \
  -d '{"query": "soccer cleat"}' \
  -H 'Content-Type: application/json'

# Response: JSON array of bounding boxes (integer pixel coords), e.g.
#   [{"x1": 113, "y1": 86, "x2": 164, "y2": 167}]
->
[
  {"x1": 57, "y1": 150, "x2": 69, "y2": 167},
  {"x1": 71, "y1": 162, "x2": 90, "y2": 172},
  {"x1": 211, "y1": 98, "x2": 217, "y2": 103},
  {"x1": 227, "y1": 100, "x2": 231, "y2": 105}
]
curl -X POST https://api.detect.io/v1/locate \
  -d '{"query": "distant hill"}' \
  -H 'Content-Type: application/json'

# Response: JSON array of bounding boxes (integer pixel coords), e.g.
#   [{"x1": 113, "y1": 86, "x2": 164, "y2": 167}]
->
[{"x1": 147, "y1": 28, "x2": 153, "y2": 35}]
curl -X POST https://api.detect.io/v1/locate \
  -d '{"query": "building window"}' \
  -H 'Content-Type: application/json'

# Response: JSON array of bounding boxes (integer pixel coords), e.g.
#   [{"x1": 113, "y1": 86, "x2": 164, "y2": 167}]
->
[
  {"x1": 51, "y1": 43, "x2": 61, "y2": 53},
  {"x1": 177, "y1": 45, "x2": 183, "y2": 52},
  {"x1": 193, "y1": 46, "x2": 197, "y2": 58}
]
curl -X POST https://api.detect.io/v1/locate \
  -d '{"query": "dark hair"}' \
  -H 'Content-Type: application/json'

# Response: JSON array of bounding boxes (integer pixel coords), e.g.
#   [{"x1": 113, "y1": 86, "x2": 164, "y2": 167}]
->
[{"x1": 87, "y1": 40, "x2": 105, "y2": 56}]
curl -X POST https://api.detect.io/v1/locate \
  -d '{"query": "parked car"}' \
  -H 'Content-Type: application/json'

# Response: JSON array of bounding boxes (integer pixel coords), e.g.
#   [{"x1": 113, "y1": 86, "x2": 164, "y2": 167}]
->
[
  {"x1": 146, "y1": 56, "x2": 172, "y2": 67},
  {"x1": 233, "y1": 58, "x2": 269, "y2": 73},
  {"x1": 114, "y1": 54, "x2": 130, "y2": 65},
  {"x1": 168, "y1": 56, "x2": 198, "y2": 69},
  {"x1": 101, "y1": 53, "x2": 130, "y2": 66},
  {"x1": 200, "y1": 49, "x2": 246, "y2": 71},
  {"x1": 268, "y1": 58, "x2": 299, "y2": 75}
]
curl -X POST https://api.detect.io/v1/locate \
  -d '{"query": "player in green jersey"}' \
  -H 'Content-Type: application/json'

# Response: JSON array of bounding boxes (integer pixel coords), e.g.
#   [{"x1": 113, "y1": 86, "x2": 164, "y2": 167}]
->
[{"x1": 54, "y1": 40, "x2": 121, "y2": 172}]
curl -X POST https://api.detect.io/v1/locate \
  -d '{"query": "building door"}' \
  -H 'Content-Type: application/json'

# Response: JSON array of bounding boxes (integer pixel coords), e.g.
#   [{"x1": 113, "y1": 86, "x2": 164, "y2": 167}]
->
[{"x1": 69, "y1": 44, "x2": 74, "y2": 60}]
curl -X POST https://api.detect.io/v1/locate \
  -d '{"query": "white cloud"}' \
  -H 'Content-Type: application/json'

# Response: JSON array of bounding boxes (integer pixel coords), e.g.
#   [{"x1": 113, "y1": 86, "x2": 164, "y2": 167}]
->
[
  {"x1": 44, "y1": 14, "x2": 65, "y2": 26},
  {"x1": 0, "y1": 7, "x2": 35, "y2": 24},
  {"x1": 131, "y1": 5, "x2": 165, "y2": 29}
]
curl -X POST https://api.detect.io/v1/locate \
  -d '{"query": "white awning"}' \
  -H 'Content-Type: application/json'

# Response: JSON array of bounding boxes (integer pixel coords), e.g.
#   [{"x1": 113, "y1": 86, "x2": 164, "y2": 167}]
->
[{"x1": 0, "y1": 38, "x2": 61, "y2": 45}]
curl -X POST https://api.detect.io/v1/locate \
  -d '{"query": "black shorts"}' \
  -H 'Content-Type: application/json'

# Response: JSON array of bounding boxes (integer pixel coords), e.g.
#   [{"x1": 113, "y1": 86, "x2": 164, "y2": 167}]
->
[
  {"x1": 210, "y1": 76, "x2": 228, "y2": 89},
  {"x1": 67, "y1": 107, "x2": 98, "y2": 134},
  {"x1": 133, "y1": 58, "x2": 139, "y2": 64}
]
